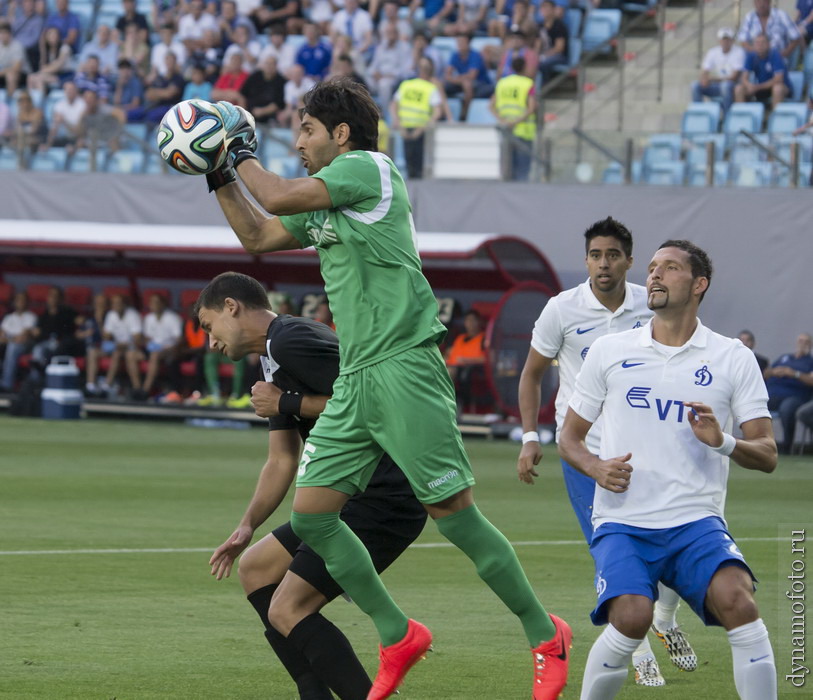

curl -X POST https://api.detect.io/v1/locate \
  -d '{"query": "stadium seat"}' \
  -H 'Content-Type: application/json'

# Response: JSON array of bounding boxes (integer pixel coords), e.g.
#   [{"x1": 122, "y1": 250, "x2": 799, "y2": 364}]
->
[
  {"x1": 470, "y1": 300, "x2": 497, "y2": 321},
  {"x1": 623, "y1": 0, "x2": 657, "y2": 15},
  {"x1": 731, "y1": 161, "x2": 774, "y2": 187},
  {"x1": 446, "y1": 97, "x2": 462, "y2": 122},
  {"x1": 681, "y1": 102, "x2": 722, "y2": 136},
  {"x1": 65, "y1": 285, "x2": 92, "y2": 311},
  {"x1": 729, "y1": 134, "x2": 770, "y2": 164},
  {"x1": 471, "y1": 36, "x2": 501, "y2": 54},
  {"x1": 430, "y1": 36, "x2": 457, "y2": 66},
  {"x1": 788, "y1": 71, "x2": 804, "y2": 102},
  {"x1": 643, "y1": 161, "x2": 685, "y2": 186},
  {"x1": 685, "y1": 133, "x2": 725, "y2": 165},
  {"x1": 773, "y1": 133, "x2": 813, "y2": 163},
  {"x1": 179, "y1": 288, "x2": 204, "y2": 311},
  {"x1": 0, "y1": 149, "x2": 19, "y2": 171},
  {"x1": 30, "y1": 149, "x2": 67, "y2": 172},
  {"x1": 141, "y1": 287, "x2": 171, "y2": 310},
  {"x1": 554, "y1": 37, "x2": 582, "y2": 76},
  {"x1": 768, "y1": 103, "x2": 809, "y2": 135},
  {"x1": 68, "y1": 148, "x2": 107, "y2": 173},
  {"x1": 564, "y1": 8, "x2": 582, "y2": 38},
  {"x1": 723, "y1": 103, "x2": 764, "y2": 141},
  {"x1": 642, "y1": 134, "x2": 682, "y2": 171},
  {"x1": 602, "y1": 160, "x2": 642, "y2": 183},
  {"x1": 285, "y1": 34, "x2": 306, "y2": 51},
  {"x1": 0, "y1": 282, "x2": 13, "y2": 310},
  {"x1": 122, "y1": 123, "x2": 148, "y2": 151},
  {"x1": 26, "y1": 283, "x2": 52, "y2": 311},
  {"x1": 581, "y1": 9, "x2": 621, "y2": 54},
  {"x1": 774, "y1": 162, "x2": 813, "y2": 187},
  {"x1": 107, "y1": 151, "x2": 141, "y2": 174},
  {"x1": 467, "y1": 98, "x2": 497, "y2": 125},
  {"x1": 687, "y1": 161, "x2": 730, "y2": 186},
  {"x1": 103, "y1": 285, "x2": 132, "y2": 302}
]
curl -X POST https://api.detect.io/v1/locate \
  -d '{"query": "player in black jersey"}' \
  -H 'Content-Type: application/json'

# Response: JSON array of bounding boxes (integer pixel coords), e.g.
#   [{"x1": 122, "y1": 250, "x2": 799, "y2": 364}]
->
[{"x1": 199, "y1": 271, "x2": 427, "y2": 700}]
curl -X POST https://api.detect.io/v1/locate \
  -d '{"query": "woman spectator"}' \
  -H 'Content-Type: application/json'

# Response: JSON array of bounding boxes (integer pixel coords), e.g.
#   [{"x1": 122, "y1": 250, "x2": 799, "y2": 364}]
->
[
  {"x1": 120, "y1": 22, "x2": 151, "y2": 78},
  {"x1": 26, "y1": 26, "x2": 72, "y2": 92},
  {"x1": 12, "y1": 90, "x2": 45, "y2": 155}
]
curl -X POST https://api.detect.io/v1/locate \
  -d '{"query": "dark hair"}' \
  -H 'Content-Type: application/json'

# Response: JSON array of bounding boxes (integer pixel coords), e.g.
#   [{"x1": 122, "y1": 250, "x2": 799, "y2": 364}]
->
[
  {"x1": 337, "y1": 52, "x2": 353, "y2": 64},
  {"x1": 194, "y1": 272, "x2": 271, "y2": 317},
  {"x1": 584, "y1": 217, "x2": 633, "y2": 258},
  {"x1": 0, "y1": 22, "x2": 11, "y2": 32},
  {"x1": 418, "y1": 55, "x2": 435, "y2": 75},
  {"x1": 658, "y1": 239, "x2": 713, "y2": 302},
  {"x1": 738, "y1": 329, "x2": 755, "y2": 341},
  {"x1": 511, "y1": 55, "x2": 525, "y2": 74},
  {"x1": 464, "y1": 309, "x2": 482, "y2": 320},
  {"x1": 117, "y1": 58, "x2": 133, "y2": 69},
  {"x1": 301, "y1": 77, "x2": 379, "y2": 151}
]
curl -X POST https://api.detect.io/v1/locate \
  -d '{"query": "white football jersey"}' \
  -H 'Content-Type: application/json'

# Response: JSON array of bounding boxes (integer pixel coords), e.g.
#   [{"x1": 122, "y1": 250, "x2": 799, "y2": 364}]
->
[
  {"x1": 531, "y1": 280, "x2": 652, "y2": 452},
  {"x1": 569, "y1": 319, "x2": 770, "y2": 529}
]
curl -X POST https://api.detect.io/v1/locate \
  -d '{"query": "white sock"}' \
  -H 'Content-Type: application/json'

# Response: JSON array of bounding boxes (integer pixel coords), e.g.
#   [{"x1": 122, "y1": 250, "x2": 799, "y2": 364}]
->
[
  {"x1": 728, "y1": 619, "x2": 776, "y2": 700},
  {"x1": 631, "y1": 634, "x2": 655, "y2": 664},
  {"x1": 653, "y1": 583, "x2": 680, "y2": 631},
  {"x1": 580, "y1": 624, "x2": 642, "y2": 700}
]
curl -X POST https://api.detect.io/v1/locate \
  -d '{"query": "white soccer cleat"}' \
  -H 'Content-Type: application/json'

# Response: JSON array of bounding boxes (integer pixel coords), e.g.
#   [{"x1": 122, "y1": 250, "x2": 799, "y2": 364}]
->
[
  {"x1": 634, "y1": 656, "x2": 666, "y2": 687},
  {"x1": 651, "y1": 625, "x2": 697, "y2": 672}
]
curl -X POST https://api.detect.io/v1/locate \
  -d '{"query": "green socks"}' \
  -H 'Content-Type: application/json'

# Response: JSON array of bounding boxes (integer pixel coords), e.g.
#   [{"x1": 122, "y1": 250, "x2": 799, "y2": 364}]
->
[
  {"x1": 291, "y1": 511, "x2": 409, "y2": 646},
  {"x1": 435, "y1": 504, "x2": 556, "y2": 646}
]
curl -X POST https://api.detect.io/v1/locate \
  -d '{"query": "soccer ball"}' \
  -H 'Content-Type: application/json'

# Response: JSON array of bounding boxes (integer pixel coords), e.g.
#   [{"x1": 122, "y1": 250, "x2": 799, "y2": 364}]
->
[{"x1": 156, "y1": 99, "x2": 227, "y2": 175}]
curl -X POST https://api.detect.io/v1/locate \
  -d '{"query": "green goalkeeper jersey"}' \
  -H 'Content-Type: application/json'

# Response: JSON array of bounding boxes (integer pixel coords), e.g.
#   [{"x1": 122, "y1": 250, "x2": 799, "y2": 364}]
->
[{"x1": 280, "y1": 150, "x2": 446, "y2": 375}]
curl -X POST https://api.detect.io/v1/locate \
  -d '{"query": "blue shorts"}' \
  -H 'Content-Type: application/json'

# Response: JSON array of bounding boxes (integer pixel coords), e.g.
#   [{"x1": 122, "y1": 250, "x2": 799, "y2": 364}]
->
[
  {"x1": 589, "y1": 516, "x2": 756, "y2": 627},
  {"x1": 561, "y1": 458, "x2": 596, "y2": 543}
]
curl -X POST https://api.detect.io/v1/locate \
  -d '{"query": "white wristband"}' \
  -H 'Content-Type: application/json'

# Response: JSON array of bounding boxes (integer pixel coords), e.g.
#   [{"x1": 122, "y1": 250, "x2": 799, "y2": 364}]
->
[
  {"x1": 710, "y1": 432, "x2": 736, "y2": 456},
  {"x1": 522, "y1": 431, "x2": 540, "y2": 444}
]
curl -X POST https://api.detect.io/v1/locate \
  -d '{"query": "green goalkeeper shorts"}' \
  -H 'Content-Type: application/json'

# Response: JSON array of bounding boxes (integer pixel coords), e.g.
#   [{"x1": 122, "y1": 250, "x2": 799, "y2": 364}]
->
[{"x1": 296, "y1": 342, "x2": 476, "y2": 504}]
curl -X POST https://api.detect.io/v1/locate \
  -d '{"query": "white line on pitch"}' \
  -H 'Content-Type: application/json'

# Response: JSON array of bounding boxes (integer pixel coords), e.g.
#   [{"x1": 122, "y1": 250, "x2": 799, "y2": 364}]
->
[{"x1": 0, "y1": 536, "x2": 784, "y2": 557}]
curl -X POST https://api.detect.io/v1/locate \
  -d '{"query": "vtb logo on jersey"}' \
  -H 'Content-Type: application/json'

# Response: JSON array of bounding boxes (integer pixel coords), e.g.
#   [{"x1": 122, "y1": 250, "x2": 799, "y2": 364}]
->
[
  {"x1": 625, "y1": 386, "x2": 691, "y2": 422},
  {"x1": 694, "y1": 365, "x2": 713, "y2": 386}
]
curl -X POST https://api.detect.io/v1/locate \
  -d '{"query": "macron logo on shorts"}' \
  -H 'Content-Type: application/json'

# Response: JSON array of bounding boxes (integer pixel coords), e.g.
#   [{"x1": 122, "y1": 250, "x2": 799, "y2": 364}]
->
[{"x1": 427, "y1": 469, "x2": 459, "y2": 489}]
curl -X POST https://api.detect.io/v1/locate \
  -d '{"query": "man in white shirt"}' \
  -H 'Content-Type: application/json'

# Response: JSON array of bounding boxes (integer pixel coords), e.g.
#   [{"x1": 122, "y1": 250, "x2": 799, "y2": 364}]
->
[
  {"x1": 258, "y1": 25, "x2": 297, "y2": 78},
  {"x1": 559, "y1": 240, "x2": 778, "y2": 700},
  {"x1": 138, "y1": 293, "x2": 183, "y2": 399},
  {"x1": 43, "y1": 79, "x2": 85, "y2": 150},
  {"x1": 330, "y1": 0, "x2": 374, "y2": 57},
  {"x1": 737, "y1": 0, "x2": 800, "y2": 58},
  {"x1": 281, "y1": 62, "x2": 315, "y2": 126},
  {"x1": 691, "y1": 27, "x2": 746, "y2": 112},
  {"x1": 517, "y1": 218, "x2": 692, "y2": 688},
  {"x1": 178, "y1": 0, "x2": 220, "y2": 53},
  {"x1": 0, "y1": 292, "x2": 37, "y2": 391},
  {"x1": 150, "y1": 24, "x2": 188, "y2": 78},
  {"x1": 86, "y1": 293, "x2": 142, "y2": 396}
]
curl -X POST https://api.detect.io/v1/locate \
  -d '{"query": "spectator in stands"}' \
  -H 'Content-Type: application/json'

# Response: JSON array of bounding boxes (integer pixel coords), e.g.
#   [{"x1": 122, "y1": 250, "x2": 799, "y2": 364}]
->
[
  {"x1": 43, "y1": 0, "x2": 81, "y2": 53},
  {"x1": 497, "y1": 29, "x2": 539, "y2": 79},
  {"x1": 30, "y1": 286, "x2": 84, "y2": 376},
  {"x1": 120, "y1": 22, "x2": 151, "y2": 77},
  {"x1": 129, "y1": 51, "x2": 185, "y2": 124},
  {"x1": 85, "y1": 293, "x2": 142, "y2": 397},
  {"x1": 491, "y1": 0, "x2": 537, "y2": 42},
  {"x1": 295, "y1": 21, "x2": 332, "y2": 80},
  {"x1": 258, "y1": 24, "x2": 296, "y2": 77},
  {"x1": 391, "y1": 56, "x2": 442, "y2": 178},
  {"x1": 444, "y1": 32, "x2": 493, "y2": 120},
  {"x1": 691, "y1": 27, "x2": 745, "y2": 113},
  {"x1": 491, "y1": 54, "x2": 536, "y2": 180},
  {"x1": 223, "y1": 23, "x2": 261, "y2": 73},
  {"x1": 764, "y1": 332, "x2": 813, "y2": 453},
  {"x1": 0, "y1": 100, "x2": 11, "y2": 147},
  {"x1": 182, "y1": 63, "x2": 213, "y2": 101},
  {"x1": 795, "y1": 0, "x2": 813, "y2": 44},
  {"x1": 737, "y1": 0, "x2": 800, "y2": 59},
  {"x1": 175, "y1": 303, "x2": 207, "y2": 401},
  {"x1": 11, "y1": 0, "x2": 44, "y2": 74},
  {"x1": 211, "y1": 49, "x2": 249, "y2": 106},
  {"x1": 314, "y1": 299, "x2": 335, "y2": 329},
  {"x1": 218, "y1": 0, "x2": 256, "y2": 48},
  {"x1": 330, "y1": 0, "x2": 374, "y2": 59},
  {"x1": 251, "y1": 0, "x2": 303, "y2": 35},
  {"x1": 407, "y1": 30, "x2": 444, "y2": 79},
  {"x1": 112, "y1": 59, "x2": 144, "y2": 117},
  {"x1": 74, "y1": 55, "x2": 113, "y2": 101},
  {"x1": 537, "y1": 0, "x2": 567, "y2": 83},
  {"x1": 188, "y1": 28, "x2": 224, "y2": 82},
  {"x1": 734, "y1": 33, "x2": 790, "y2": 110},
  {"x1": 329, "y1": 51, "x2": 368, "y2": 88},
  {"x1": 443, "y1": 0, "x2": 489, "y2": 37},
  {"x1": 75, "y1": 292, "x2": 107, "y2": 369},
  {"x1": 42, "y1": 79, "x2": 85, "y2": 152},
  {"x1": 27, "y1": 26, "x2": 73, "y2": 92},
  {"x1": 280, "y1": 62, "x2": 315, "y2": 125},
  {"x1": 795, "y1": 390, "x2": 813, "y2": 450},
  {"x1": 0, "y1": 292, "x2": 37, "y2": 392},
  {"x1": 197, "y1": 343, "x2": 248, "y2": 407},
  {"x1": 152, "y1": 0, "x2": 181, "y2": 34},
  {"x1": 151, "y1": 24, "x2": 188, "y2": 78},
  {"x1": 13, "y1": 90, "x2": 45, "y2": 153},
  {"x1": 79, "y1": 25, "x2": 119, "y2": 76},
  {"x1": 0, "y1": 20, "x2": 28, "y2": 96},
  {"x1": 381, "y1": 0, "x2": 413, "y2": 41},
  {"x1": 116, "y1": 0, "x2": 150, "y2": 44},
  {"x1": 416, "y1": 0, "x2": 455, "y2": 35},
  {"x1": 137, "y1": 293, "x2": 183, "y2": 399},
  {"x1": 445, "y1": 309, "x2": 487, "y2": 411},
  {"x1": 178, "y1": 0, "x2": 221, "y2": 53},
  {"x1": 368, "y1": 21, "x2": 411, "y2": 105},
  {"x1": 738, "y1": 329, "x2": 769, "y2": 374},
  {"x1": 241, "y1": 54, "x2": 286, "y2": 124},
  {"x1": 77, "y1": 87, "x2": 125, "y2": 152}
]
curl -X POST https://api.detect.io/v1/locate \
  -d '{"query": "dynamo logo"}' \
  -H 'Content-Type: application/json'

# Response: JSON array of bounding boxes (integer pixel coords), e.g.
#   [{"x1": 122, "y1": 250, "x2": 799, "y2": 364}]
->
[
  {"x1": 595, "y1": 575, "x2": 607, "y2": 597},
  {"x1": 626, "y1": 386, "x2": 652, "y2": 409},
  {"x1": 581, "y1": 347, "x2": 589, "y2": 360},
  {"x1": 694, "y1": 365, "x2": 713, "y2": 386}
]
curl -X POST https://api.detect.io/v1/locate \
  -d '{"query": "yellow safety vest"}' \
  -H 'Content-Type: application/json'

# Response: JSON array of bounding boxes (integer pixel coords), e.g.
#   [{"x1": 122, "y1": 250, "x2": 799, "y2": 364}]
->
[
  {"x1": 495, "y1": 74, "x2": 535, "y2": 141},
  {"x1": 397, "y1": 78, "x2": 437, "y2": 129}
]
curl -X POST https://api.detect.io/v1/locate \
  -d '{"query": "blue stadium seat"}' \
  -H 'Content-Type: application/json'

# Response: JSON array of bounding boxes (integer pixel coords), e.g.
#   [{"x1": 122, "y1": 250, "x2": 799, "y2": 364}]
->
[
  {"x1": 564, "y1": 8, "x2": 582, "y2": 38},
  {"x1": 554, "y1": 37, "x2": 581, "y2": 75},
  {"x1": 467, "y1": 98, "x2": 497, "y2": 125},
  {"x1": 142, "y1": 153, "x2": 166, "y2": 174},
  {"x1": 30, "y1": 149, "x2": 67, "y2": 172},
  {"x1": 0, "y1": 149, "x2": 20, "y2": 170},
  {"x1": 67, "y1": 149, "x2": 107, "y2": 173},
  {"x1": 773, "y1": 133, "x2": 813, "y2": 163},
  {"x1": 623, "y1": 0, "x2": 657, "y2": 15},
  {"x1": 471, "y1": 37, "x2": 501, "y2": 54},
  {"x1": 729, "y1": 134, "x2": 770, "y2": 164},
  {"x1": 685, "y1": 133, "x2": 725, "y2": 165},
  {"x1": 723, "y1": 103, "x2": 764, "y2": 140},
  {"x1": 687, "y1": 161, "x2": 730, "y2": 186},
  {"x1": 446, "y1": 97, "x2": 462, "y2": 122},
  {"x1": 122, "y1": 122, "x2": 147, "y2": 151},
  {"x1": 788, "y1": 71, "x2": 804, "y2": 102},
  {"x1": 430, "y1": 36, "x2": 457, "y2": 66},
  {"x1": 643, "y1": 161, "x2": 685, "y2": 186},
  {"x1": 642, "y1": 133, "x2": 682, "y2": 170},
  {"x1": 681, "y1": 102, "x2": 722, "y2": 136},
  {"x1": 768, "y1": 103, "x2": 809, "y2": 134},
  {"x1": 581, "y1": 9, "x2": 621, "y2": 54},
  {"x1": 602, "y1": 160, "x2": 642, "y2": 184},
  {"x1": 106, "y1": 151, "x2": 141, "y2": 174},
  {"x1": 285, "y1": 34, "x2": 306, "y2": 51},
  {"x1": 775, "y1": 162, "x2": 812, "y2": 186},
  {"x1": 731, "y1": 161, "x2": 774, "y2": 187}
]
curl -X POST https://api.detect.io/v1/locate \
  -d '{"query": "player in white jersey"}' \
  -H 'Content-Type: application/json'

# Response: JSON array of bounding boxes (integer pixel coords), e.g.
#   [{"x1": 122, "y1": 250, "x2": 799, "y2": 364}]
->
[
  {"x1": 516, "y1": 218, "x2": 693, "y2": 686},
  {"x1": 559, "y1": 240, "x2": 778, "y2": 700}
]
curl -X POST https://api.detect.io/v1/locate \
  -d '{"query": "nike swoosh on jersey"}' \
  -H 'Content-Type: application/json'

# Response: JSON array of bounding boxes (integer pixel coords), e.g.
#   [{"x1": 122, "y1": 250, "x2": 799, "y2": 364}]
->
[
  {"x1": 576, "y1": 327, "x2": 596, "y2": 334},
  {"x1": 750, "y1": 654, "x2": 770, "y2": 663},
  {"x1": 621, "y1": 361, "x2": 645, "y2": 368}
]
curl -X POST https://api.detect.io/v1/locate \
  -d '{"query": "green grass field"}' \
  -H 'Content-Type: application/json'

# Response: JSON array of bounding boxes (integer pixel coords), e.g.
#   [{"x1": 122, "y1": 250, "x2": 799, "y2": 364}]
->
[{"x1": 1, "y1": 416, "x2": 810, "y2": 699}]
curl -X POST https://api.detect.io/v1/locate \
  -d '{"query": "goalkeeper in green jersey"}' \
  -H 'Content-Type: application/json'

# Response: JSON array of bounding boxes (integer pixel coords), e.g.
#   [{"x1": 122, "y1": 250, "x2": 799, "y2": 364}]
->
[{"x1": 204, "y1": 80, "x2": 571, "y2": 699}]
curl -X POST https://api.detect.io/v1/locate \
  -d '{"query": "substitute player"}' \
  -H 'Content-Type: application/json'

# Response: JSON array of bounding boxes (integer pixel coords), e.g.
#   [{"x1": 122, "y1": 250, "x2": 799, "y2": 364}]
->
[
  {"x1": 559, "y1": 240, "x2": 778, "y2": 699},
  {"x1": 200, "y1": 271, "x2": 427, "y2": 700},
  {"x1": 204, "y1": 78, "x2": 572, "y2": 699},
  {"x1": 516, "y1": 217, "x2": 697, "y2": 686}
]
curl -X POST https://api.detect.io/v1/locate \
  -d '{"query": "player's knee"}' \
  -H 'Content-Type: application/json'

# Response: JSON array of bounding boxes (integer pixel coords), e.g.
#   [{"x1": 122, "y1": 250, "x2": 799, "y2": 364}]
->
[
  {"x1": 266, "y1": 593, "x2": 300, "y2": 635},
  {"x1": 608, "y1": 596, "x2": 653, "y2": 639},
  {"x1": 712, "y1": 582, "x2": 758, "y2": 626},
  {"x1": 237, "y1": 543, "x2": 263, "y2": 587}
]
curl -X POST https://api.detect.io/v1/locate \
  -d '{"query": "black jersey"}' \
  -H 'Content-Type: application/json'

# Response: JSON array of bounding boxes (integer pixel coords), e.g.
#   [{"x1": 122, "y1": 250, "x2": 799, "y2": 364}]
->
[{"x1": 261, "y1": 314, "x2": 422, "y2": 508}]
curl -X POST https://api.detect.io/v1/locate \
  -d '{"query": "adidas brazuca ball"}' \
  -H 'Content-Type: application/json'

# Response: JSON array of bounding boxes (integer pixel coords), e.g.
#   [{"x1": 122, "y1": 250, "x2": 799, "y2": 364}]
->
[{"x1": 157, "y1": 99, "x2": 227, "y2": 175}]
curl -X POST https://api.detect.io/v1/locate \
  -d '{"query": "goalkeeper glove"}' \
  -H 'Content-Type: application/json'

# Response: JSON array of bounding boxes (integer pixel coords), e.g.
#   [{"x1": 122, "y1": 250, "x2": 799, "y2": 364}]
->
[
  {"x1": 206, "y1": 162, "x2": 236, "y2": 192},
  {"x1": 214, "y1": 101, "x2": 259, "y2": 169}
]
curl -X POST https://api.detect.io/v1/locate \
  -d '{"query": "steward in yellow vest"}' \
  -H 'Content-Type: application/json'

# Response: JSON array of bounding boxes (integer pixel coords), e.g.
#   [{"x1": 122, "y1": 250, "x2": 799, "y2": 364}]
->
[{"x1": 492, "y1": 61, "x2": 536, "y2": 141}]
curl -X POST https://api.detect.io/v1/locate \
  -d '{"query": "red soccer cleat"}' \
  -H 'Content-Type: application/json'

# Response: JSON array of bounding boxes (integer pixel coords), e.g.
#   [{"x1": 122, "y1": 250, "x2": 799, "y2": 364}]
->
[
  {"x1": 531, "y1": 614, "x2": 573, "y2": 700},
  {"x1": 367, "y1": 619, "x2": 433, "y2": 700}
]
